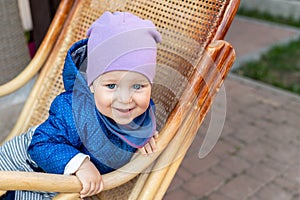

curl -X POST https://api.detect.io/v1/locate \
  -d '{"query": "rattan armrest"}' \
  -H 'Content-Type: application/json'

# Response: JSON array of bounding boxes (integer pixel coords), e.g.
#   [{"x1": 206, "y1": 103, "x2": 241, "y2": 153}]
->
[
  {"x1": 0, "y1": 114, "x2": 178, "y2": 193},
  {"x1": 0, "y1": 0, "x2": 74, "y2": 97}
]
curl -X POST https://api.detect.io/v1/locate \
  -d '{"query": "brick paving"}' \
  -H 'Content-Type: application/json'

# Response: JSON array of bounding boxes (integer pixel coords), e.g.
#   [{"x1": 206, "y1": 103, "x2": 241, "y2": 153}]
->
[{"x1": 164, "y1": 16, "x2": 300, "y2": 200}]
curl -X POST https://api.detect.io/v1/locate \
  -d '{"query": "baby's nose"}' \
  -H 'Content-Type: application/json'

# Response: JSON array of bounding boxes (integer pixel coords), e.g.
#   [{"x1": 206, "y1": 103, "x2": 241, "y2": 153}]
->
[{"x1": 117, "y1": 89, "x2": 132, "y2": 103}]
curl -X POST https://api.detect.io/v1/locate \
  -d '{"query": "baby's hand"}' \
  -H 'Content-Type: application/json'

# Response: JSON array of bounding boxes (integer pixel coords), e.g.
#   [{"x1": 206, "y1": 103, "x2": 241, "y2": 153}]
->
[
  {"x1": 75, "y1": 158, "x2": 104, "y2": 198},
  {"x1": 139, "y1": 131, "x2": 159, "y2": 156}
]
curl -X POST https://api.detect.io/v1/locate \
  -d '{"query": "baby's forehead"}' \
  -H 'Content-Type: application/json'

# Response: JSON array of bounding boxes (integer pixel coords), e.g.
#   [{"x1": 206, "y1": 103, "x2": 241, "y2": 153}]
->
[{"x1": 96, "y1": 70, "x2": 150, "y2": 83}]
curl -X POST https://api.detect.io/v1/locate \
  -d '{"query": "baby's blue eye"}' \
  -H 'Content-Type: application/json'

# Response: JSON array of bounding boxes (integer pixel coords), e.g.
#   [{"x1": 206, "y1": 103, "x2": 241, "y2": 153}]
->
[
  {"x1": 106, "y1": 84, "x2": 116, "y2": 89},
  {"x1": 133, "y1": 84, "x2": 143, "y2": 90}
]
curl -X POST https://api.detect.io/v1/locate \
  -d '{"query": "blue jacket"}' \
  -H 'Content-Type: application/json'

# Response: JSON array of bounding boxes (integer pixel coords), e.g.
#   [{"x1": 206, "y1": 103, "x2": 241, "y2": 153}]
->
[{"x1": 28, "y1": 39, "x2": 155, "y2": 174}]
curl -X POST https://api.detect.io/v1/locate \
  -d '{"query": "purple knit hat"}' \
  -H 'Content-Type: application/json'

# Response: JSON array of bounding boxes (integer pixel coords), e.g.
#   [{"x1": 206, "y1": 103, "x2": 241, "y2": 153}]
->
[{"x1": 86, "y1": 11, "x2": 162, "y2": 86}]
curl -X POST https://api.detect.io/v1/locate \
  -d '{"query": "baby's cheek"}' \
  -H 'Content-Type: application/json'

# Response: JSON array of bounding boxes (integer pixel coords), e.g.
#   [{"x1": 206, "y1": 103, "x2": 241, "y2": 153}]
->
[
  {"x1": 94, "y1": 94, "x2": 112, "y2": 115},
  {"x1": 139, "y1": 97, "x2": 151, "y2": 110}
]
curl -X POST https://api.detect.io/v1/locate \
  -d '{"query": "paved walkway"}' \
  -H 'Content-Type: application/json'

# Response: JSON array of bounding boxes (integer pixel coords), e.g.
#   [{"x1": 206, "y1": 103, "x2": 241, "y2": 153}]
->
[{"x1": 164, "y1": 16, "x2": 300, "y2": 200}]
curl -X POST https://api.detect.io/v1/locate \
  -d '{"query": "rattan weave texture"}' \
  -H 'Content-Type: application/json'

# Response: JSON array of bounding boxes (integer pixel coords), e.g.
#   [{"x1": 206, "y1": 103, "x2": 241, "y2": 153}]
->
[{"x1": 24, "y1": 0, "x2": 230, "y2": 132}]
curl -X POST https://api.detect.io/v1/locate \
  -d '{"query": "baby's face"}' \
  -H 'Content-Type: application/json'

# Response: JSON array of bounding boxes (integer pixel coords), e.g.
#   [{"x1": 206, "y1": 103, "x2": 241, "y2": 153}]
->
[{"x1": 91, "y1": 70, "x2": 151, "y2": 125}]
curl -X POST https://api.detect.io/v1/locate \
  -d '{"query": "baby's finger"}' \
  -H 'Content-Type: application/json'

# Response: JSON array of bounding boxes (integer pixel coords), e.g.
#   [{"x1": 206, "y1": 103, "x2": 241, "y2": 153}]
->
[
  {"x1": 86, "y1": 183, "x2": 97, "y2": 197},
  {"x1": 91, "y1": 179, "x2": 104, "y2": 197},
  {"x1": 139, "y1": 147, "x2": 147, "y2": 155},
  {"x1": 154, "y1": 131, "x2": 159, "y2": 138},
  {"x1": 89, "y1": 183, "x2": 101, "y2": 197},
  {"x1": 98, "y1": 180, "x2": 104, "y2": 193},
  {"x1": 94, "y1": 179, "x2": 104, "y2": 195},
  {"x1": 144, "y1": 143, "x2": 153, "y2": 154},
  {"x1": 80, "y1": 183, "x2": 91, "y2": 198},
  {"x1": 149, "y1": 137, "x2": 157, "y2": 153}
]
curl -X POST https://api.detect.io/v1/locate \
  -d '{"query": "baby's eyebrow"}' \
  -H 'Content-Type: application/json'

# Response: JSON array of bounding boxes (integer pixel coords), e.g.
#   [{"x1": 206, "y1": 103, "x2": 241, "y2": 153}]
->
[
  {"x1": 99, "y1": 78, "x2": 118, "y2": 83},
  {"x1": 129, "y1": 78, "x2": 150, "y2": 83},
  {"x1": 133, "y1": 79, "x2": 148, "y2": 83}
]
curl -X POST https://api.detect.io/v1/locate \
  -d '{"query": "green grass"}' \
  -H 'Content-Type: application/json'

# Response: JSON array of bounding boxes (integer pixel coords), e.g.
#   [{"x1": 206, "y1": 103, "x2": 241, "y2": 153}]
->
[
  {"x1": 234, "y1": 37, "x2": 300, "y2": 94},
  {"x1": 233, "y1": 8, "x2": 300, "y2": 95},
  {"x1": 237, "y1": 8, "x2": 300, "y2": 28}
]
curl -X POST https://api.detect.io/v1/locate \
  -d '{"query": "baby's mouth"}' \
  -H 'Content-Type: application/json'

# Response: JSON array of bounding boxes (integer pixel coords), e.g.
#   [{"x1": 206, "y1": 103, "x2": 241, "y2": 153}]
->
[
  {"x1": 115, "y1": 107, "x2": 134, "y2": 113},
  {"x1": 117, "y1": 108, "x2": 131, "y2": 112}
]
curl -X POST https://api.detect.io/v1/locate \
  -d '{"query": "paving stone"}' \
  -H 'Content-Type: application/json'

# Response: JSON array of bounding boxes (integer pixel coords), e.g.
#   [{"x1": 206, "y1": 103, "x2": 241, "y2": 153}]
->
[
  {"x1": 207, "y1": 192, "x2": 232, "y2": 200},
  {"x1": 187, "y1": 130, "x2": 206, "y2": 156},
  {"x1": 262, "y1": 123, "x2": 299, "y2": 144},
  {"x1": 284, "y1": 166, "x2": 300, "y2": 185},
  {"x1": 262, "y1": 104, "x2": 300, "y2": 127},
  {"x1": 181, "y1": 153, "x2": 219, "y2": 175},
  {"x1": 232, "y1": 124, "x2": 265, "y2": 145},
  {"x1": 260, "y1": 157, "x2": 290, "y2": 173},
  {"x1": 239, "y1": 101, "x2": 275, "y2": 120},
  {"x1": 208, "y1": 139, "x2": 237, "y2": 157},
  {"x1": 167, "y1": 175, "x2": 184, "y2": 192},
  {"x1": 246, "y1": 164, "x2": 278, "y2": 183},
  {"x1": 210, "y1": 164, "x2": 235, "y2": 180},
  {"x1": 247, "y1": 196, "x2": 260, "y2": 200},
  {"x1": 221, "y1": 156, "x2": 250, "y2": 175},
  {"x1": 256, "y1": 184, "x2": 292, "y2": 200},
  {"x1": 183, "y1": 171, "x2": 224, "y2": 197},
  {"x1": 174, "y1": 165, "x2": 193, "y2": 182},
  {"x1": 222, "y1": 134, "x2": 246, "y2": 154},
  {"x1": 237, "y1": 140, "x2": 274, "y2": 164},
  {"x1": 274, "y1": 176, "x2": 300, "y2": 193},
  {"x1": 291, "y1": 194, "x2": 300, "y2": 200},
  {"x1": 164, "y1": 188, "x2": 195, "y2": 200},
  {"x1": 254, "y1": 118, "x2": 278, "y2": 134},
  {"x1": 219, "y1": 175, "x2": 262, "y2": 200},
  {"x1": 286, "y1": 99, "x2": 300, "y2": 116},
  {"x1": 258, "y1": 136, "x2": 299, "y2": 165}
]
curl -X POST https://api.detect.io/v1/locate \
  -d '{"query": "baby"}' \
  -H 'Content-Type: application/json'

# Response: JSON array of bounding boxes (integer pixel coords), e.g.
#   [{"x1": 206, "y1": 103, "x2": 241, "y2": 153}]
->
[{"x1": 0, "y1": 11, "x2": 161, "y2": 199}]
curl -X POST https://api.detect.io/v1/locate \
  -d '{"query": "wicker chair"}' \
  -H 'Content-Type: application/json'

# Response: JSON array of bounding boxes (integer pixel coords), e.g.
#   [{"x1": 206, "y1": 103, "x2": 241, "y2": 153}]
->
[{"x1": 0, "y1": 0, "x2": 239, "y2": 199}]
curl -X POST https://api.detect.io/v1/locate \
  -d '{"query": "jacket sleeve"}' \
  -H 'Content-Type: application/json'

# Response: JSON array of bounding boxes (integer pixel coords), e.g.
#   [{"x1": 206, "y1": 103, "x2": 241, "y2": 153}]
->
[{"x1": 28, "y1": 92, "x2": 82, "y2": 174}]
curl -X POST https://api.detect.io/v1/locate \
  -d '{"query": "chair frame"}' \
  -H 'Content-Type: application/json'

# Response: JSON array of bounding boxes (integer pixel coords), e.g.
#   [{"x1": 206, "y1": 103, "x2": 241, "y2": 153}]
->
[{"x1": 0, "y1": 0, "x2": 240, "y2": 199}]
